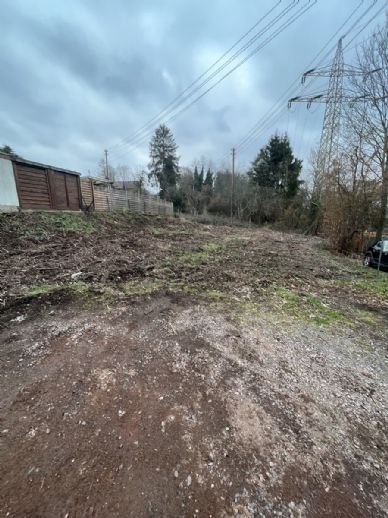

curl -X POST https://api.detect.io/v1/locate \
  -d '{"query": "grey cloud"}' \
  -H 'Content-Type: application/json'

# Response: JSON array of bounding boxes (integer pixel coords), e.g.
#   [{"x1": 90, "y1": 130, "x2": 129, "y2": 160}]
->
[
  {"x1": 213, "y1": 107, "x2": 232, "y2": 134},
  {"x1": 10, "y1": 15, "x2": 173, "y2": 103},
  {"x1": 0, "y1": 0, "x2": 383, "y2": 174},
  {"x1": 0, "y1": 55, "x2": 64, "y2": 128}
]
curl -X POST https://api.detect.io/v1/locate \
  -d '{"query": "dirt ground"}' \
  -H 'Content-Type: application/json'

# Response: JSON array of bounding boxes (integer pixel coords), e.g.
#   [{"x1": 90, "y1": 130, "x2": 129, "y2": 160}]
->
[{"x1": 0, "y1": 213, "x2": 387, "y2": 517}]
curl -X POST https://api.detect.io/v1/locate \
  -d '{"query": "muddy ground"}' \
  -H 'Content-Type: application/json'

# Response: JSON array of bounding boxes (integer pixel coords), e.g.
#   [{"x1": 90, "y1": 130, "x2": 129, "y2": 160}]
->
[{"x1": 0, "y1": 212, "x2": 387, "y2": 517}]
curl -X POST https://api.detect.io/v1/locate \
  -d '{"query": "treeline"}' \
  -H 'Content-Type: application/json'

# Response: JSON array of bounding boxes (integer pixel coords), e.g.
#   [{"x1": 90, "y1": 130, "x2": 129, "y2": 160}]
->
[
  {"x1": 147, "y1": 123, "x2": 310, "y2": 229},
  {"x1": 146, "y1": 20, "x2": 387, "y2": 253},
  {"x1": 147, "y1": 117, "x2": 385, "y2": 253},
  {"x1": 174, "y1": 135, "x2": 309, "y2": 230}
]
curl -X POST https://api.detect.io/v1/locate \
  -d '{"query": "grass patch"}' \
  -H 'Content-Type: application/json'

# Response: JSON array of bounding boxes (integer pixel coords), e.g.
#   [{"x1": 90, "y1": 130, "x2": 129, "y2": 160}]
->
[
  {"x1": 25, "y1": 281, "x2": 98, "y2": 299},
  {"x1": 176, "y1": 251, "x2": 209, "y2": 267},
  {"x1": 49, "y1": 213, "x2": 97, "y2": 234},
  {"x1": 202, "y1": 242, "x2": 223, "y2": 253},
  {"x1": 0, "y1": 212, "x2": 98, "y2": 238},
  {"x1": 122, "y1": 279, "x2": 162, "y2": 296},
  {"x1": 174, "y1": 284, "x2": 203, "y2": 296},
  {"x1": 65, "y1": 282, "x2": 117, "y2": 308},
  {"x1": 274, "y1": 287, "x2": 346, "y2": 326},
  {"x1": 166, "y1": 282, "x2": 227, "y2": 301},
  {"x1": 25, "y1": 283, "x2": 60, "y2": 297},
  {"x1": 23, "y1": 281, "x2": 117, "y2": 309},
  {"x1": 350, "y1": 270, "x2": 388, "y2": 298},
  {"x1": 65, "y1": 281, "x2": 90, "y2": 295},
  {"x1": 204, "y1": 289, "x2": 226, "y2": 300},
  {"x1": 352, "y1": 308, "x2": 377, "y2": 326},
  {"x1": 169, "y1": 242, "x2": 225, "y2": 268},
  {"x1": 30, "y1": 213, "x2": 97, "y2": 235},
  {"x1": 0, "y1": 211, "x2": 168, "y2": 241}
]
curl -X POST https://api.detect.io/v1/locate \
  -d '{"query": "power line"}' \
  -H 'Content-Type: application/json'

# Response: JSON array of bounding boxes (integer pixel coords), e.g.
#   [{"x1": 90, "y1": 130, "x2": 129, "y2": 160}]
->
[
  {"x1": 132, "y1": 1, "x2": 298, "y2": 145},
  {"x1": 287, "y1": 4, "x2": 386, "y2": 107},
  {"x1": 343, "y1": 32, "x2": 374, "y2": 56},
  {"x1": 235, "y1": 0, "x2": 382, "y2": 153},
  {"x1": 108, "y1": 0, "x2": 286, "y2": 154},
  {"x1": 110, "y1": 1, "x2": 303, "y2": 157},
  {"x1": 235, "y1": 0, "x2": 369, "y2": 152},
  {"x1": 240, "y1": 0, "x2": 386, "y2": 154},
  {"x1": 343, "y1": 2, "x2": 387, "y2": 48},
  {"x1": 111, "y1": 0, "x2": 317, "y2": 161},
  {"x1": 166, "y1": 1, "x2": 316, "y2": 123},
  {"x1": 252, "y1": 0, "x2": 384, "y2": 171}
]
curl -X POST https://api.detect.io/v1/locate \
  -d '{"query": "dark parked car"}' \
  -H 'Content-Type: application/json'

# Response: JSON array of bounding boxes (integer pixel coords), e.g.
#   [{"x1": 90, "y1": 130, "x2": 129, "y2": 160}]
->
[{"x1": 363, "y1": 238, "x2": 388, "y2": 268}]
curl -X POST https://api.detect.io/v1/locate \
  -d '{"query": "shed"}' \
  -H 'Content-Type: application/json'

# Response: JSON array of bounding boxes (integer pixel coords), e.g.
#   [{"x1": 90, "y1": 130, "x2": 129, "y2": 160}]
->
[{"x1": 0, "y1": 152, "x2": 82, "y2": 211}]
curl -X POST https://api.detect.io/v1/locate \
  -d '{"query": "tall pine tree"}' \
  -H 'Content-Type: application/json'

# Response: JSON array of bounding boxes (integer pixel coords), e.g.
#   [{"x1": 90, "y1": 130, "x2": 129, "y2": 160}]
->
[
  {"x1": 198, "y1": 166, "x2": 204, "y2": 191},
  {"x1": 248, "y1": 134, "x2": 302, "y2": 198},
  {"x1": 148, "y1": 124, "x2": 180, "y2": 201},
  {"x1": 204, "y1": 168, "x2": 213, "y2": 195}
]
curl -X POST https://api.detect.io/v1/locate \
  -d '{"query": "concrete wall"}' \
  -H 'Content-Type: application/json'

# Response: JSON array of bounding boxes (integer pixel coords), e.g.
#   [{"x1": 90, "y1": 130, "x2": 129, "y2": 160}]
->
[{"x1": 0, "y1": 157, "x2": 19, "y2": 211}]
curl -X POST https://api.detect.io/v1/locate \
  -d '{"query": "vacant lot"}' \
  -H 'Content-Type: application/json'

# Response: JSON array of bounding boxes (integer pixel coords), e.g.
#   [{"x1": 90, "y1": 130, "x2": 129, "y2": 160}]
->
[{"x1": 0, "y1": 213, "x2": 387, "y2": 517}]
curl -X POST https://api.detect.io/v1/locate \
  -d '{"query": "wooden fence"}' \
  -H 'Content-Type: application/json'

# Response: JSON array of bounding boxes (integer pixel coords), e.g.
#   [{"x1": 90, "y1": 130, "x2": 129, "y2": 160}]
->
[{"x1": 80, "y1": 178, "x2": 173, "y2": 216}]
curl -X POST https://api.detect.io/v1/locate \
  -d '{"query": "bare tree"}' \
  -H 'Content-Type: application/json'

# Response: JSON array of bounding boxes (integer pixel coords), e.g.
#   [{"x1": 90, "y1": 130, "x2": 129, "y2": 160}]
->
[
  {"x1": 115, "y1": 164, "x2": 131, "y2": 182},
  {"x1": 346, "y1": 20, "x2": 388, "y2": 237},
  {"x1": 132, "y1": 167, "x2": 148, "y2": 194}
]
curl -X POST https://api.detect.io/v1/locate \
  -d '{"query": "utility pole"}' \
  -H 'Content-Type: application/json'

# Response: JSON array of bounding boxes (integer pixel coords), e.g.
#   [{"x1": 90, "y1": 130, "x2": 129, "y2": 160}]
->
[
  {"x1": 231, "y1": 147, "x2": 235, "y2": 225},
  {"x1": 104, "y1": 149, "x2": 109, "y2": 180}
]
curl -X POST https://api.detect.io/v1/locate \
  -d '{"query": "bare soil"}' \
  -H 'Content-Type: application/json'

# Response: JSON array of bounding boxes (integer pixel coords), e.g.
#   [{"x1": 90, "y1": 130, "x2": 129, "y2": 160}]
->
[{"x1": 0, "y1": 213, "x2": 387, "y2": 517}]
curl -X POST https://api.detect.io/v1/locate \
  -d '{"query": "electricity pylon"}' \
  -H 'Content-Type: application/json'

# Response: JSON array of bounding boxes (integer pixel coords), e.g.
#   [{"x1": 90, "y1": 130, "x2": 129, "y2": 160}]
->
[
  {"x1": 288, "y1": 35, "x2": 386, "y2": 239},
  {"x1": 316, "y1": 37, "x2": 345, "y2": 181},
  {"x1": 288, "y1": 37, "x2": 384, "y2": 185},
  {"x1": 289, "y1": 38, "x2": 345, "y2": 184},
  {"x1": 288, "y1": 37, "x2": 353, "y2": 237}
]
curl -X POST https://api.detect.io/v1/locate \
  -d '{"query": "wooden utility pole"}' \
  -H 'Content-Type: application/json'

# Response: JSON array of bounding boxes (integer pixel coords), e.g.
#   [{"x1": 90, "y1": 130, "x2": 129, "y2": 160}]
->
[
  {"x1": 231, "y1": 147, "x2": 235, "y2": 225},
  {"x1": 104, "y1": 149, "x2": 109, "y2": 179}
]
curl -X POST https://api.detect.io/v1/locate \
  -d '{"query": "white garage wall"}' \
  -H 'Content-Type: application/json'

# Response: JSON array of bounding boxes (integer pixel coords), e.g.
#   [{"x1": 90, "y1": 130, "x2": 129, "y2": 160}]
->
[{"x1": 0, "y1": 157, "x2": 19, "y2": 210}]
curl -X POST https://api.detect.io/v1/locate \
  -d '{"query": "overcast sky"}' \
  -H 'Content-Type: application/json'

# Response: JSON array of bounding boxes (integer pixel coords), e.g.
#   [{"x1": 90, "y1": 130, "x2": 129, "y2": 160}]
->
[{"x1": 1, "y1": 0, "x2": 385, "y2": 177}]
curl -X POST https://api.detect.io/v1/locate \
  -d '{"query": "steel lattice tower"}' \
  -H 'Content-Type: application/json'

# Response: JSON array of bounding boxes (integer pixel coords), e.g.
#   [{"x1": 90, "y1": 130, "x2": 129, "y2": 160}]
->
[
  {"x1": 287, "y1": 35, "x2": 386, "y2": 236},
  {"x1": 317, "y1": 37, "x2": 345, "y2": 185}
]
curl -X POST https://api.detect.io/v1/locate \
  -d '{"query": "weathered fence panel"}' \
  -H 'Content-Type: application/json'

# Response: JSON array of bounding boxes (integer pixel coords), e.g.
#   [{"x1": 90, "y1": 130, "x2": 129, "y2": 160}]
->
[{"x1": 80, "y1": 178, "x2": 173, "y2": 216}]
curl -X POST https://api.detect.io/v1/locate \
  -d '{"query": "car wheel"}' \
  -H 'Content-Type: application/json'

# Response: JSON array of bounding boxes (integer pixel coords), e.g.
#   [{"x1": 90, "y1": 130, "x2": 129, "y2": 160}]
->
[{"x1": 363, "y1": 254, "x2": 372, "y2": 267}]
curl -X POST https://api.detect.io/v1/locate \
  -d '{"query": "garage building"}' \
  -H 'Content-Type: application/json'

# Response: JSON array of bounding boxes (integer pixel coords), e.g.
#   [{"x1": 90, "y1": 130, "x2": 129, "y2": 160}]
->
[{"x1": 0, "y1": 152, "x2": 81, "y2": 212}]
